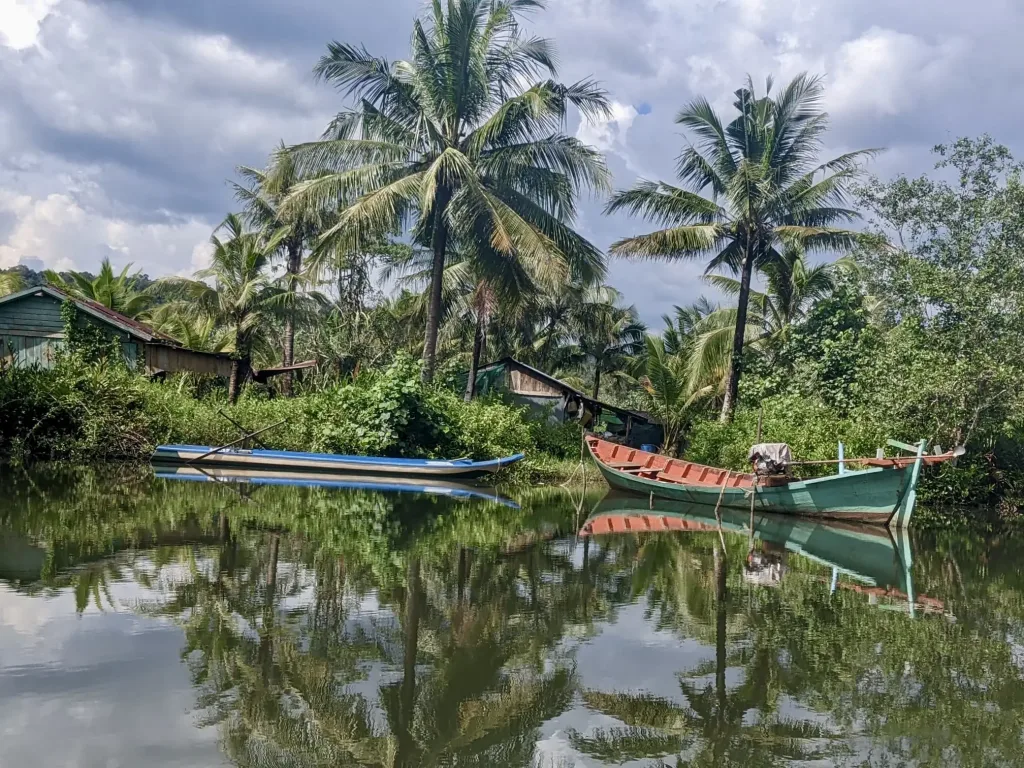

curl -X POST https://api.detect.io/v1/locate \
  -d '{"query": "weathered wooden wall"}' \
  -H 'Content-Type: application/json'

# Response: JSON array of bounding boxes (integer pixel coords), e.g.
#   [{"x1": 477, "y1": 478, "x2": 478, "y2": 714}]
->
[
  {"x1": 0, "y1": 292, "x2": 141, "y2": 369},
  {"x1": 0, "y1": 292, "x2": 65, "y2": 367},
  {"x1": 145, "y1": 344, "x2": 232, "y2": 377},
  {"x1": 510, "y1": 368, "x2": 563, "y2": 397},
  {"x1": 0, "y1": 291, "x2": 65, "y2": 334},
  {"x1": 1, "y1": 292, "x2": 230, "y2": 376}
]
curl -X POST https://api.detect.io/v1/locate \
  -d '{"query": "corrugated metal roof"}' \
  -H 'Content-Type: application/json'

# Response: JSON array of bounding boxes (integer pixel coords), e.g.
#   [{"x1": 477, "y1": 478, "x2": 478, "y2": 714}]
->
[
  {"x1": 0, "y1": 284, "x2": 180, "y2": 345},
  {"x1": 474, "y1": 356, "x2": 655, "y2": 424}
]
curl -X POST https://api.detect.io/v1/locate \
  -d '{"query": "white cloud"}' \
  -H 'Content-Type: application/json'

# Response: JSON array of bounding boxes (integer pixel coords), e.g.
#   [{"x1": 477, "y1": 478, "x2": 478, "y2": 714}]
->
[
  {"x1": 0, "y1": 0, "x2": 59, "y2": 49},
  {"x1": 2, "y1": 0, "x2": 1024, "y2": 315},
  {"x1": 576, "y1": 101, "x2": 639, "y2": 156},
  {"x1": 829, "y1": 28, "x2": 966, "y2": 118},
  {"x1": 0, "y1": 187, "x2": 214, "y2": 275}
]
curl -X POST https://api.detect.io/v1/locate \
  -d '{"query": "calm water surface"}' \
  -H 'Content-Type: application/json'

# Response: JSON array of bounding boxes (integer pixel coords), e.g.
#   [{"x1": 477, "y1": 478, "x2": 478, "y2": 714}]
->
[{"x1": 1, "y1": 465, "x2": 1023, "y2": 767}]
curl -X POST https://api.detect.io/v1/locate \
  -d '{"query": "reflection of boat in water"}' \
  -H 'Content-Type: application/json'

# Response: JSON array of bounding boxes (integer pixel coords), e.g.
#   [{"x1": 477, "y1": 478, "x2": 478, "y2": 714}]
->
[
  {"x1": 154, "y1": 466, "x2": 520, "y2": 508},
  {"x1": 581, "y1": 493, "x2": 947, "y2": 617}
]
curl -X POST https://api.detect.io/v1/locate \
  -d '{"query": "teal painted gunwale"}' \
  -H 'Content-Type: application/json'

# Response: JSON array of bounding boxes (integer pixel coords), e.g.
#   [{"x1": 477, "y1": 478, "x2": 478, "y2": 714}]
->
[{"x1": 588, "y1": 443, "x2": 914, "y2": 526}]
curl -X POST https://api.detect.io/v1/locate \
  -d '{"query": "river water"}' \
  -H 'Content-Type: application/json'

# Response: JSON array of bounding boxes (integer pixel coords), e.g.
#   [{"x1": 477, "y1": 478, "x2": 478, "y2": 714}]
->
[{"x1": 1, "y1": 465, "x2": 1023, "y2": 767}]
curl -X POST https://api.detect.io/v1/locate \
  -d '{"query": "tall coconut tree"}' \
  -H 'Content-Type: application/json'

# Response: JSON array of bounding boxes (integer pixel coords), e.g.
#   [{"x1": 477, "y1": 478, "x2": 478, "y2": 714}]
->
[
  {"x1": 234, "y1": 145, "x2": 332, "y2": 396},
  {"x1": 284, "y1": 0, "x2": 610, "y2": 383},
  {"x1": 44, "y1": 257, "x2": 153, "y2": 319},
  {"x1": 607, "y1": 73, "x2": 878, "y2": 421},
  {"x1": 159, "y1": 215, "x2": 290, "y2": 403}
]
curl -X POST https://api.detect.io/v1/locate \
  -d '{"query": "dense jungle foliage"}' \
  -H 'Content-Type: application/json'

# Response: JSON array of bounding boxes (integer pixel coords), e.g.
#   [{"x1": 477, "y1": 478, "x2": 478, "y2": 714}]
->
[{"x1": 2, "y1": 0, "x2": 1023, "y2": 524}]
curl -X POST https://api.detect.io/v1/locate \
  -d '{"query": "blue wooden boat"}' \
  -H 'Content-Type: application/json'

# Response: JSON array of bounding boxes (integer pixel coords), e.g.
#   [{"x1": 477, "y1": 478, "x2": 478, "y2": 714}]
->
[
  {"x1": 151, "y1": 444, "x2": 525, "y2": 479},
  {"x1": 153, "y1": 465, "x2": 520, "y2": 507}
]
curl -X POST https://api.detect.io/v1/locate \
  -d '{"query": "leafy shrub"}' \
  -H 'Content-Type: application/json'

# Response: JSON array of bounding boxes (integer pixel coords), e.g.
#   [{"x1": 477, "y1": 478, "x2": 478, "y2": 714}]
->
[
  {"x1": 531, "y1": 420, "x2": 584, "y2": 460},
  {"x1": 445, "y1": 394, "x2": 534, "y2": 460},
  {"x1": 1, "y1": 354, "x2": 557, "y2": 477}
]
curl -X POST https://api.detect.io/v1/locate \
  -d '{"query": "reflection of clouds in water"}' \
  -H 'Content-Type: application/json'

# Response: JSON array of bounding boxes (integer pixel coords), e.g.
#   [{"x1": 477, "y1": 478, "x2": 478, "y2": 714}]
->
[
  {"x1": 0, "y1": 586, "x2": 223, "y2": 767},
  {"x1": 533, "y1": 729, "x2": 586, "y2": 768}
]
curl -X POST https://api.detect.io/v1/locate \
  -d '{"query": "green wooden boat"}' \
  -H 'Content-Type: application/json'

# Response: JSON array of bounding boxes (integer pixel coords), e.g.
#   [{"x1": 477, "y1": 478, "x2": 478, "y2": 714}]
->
[{"x1": 587, "y1": 436, "x2": 961, "y2": 527}]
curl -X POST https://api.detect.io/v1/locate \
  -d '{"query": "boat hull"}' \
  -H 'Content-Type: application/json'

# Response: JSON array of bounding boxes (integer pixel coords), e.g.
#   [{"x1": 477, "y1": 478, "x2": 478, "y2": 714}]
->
[
  {"x1": 587, "y1": 439, "x2": 911, "y2": 525},
  {"x1": 152, "y1": 444, "x2": 525, "y2": 479}
]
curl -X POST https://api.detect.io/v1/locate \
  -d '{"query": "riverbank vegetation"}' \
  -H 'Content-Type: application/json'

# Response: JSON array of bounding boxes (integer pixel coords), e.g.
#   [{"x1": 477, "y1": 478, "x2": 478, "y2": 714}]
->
[{"x1": 3, "y1": 0, "x2": 1024, "y2": 521}]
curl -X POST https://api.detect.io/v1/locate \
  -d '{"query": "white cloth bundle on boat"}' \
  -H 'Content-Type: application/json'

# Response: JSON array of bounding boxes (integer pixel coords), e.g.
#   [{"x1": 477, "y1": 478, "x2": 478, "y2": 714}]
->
[{"x1": 748, "y1": 443, "x2": 793, "y2": 466}]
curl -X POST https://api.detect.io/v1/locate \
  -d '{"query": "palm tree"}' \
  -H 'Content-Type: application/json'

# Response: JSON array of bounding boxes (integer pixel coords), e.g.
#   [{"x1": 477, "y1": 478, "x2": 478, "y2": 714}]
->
[
  {"x1": 159, "y1": 215, "x2": 290, "y2": 403},
  {"x1": 572, "y1": 288, "x2": 645, "y2": 400},
  {"x1": 524, "y1": 281, "x2": 611, "y2": 372},
  {"x1": 638, "y1": 334, "x2": 707, "y2": 455},
  {"x1": 234, "y1": 145, "x2": 328, "y2": 396},
  {"x1": 0, "y1": 270, "x2": 25, "y2": 297},
  {"x1": 687, "y1": 249, "x2": 851, "y2": 391},
  {"x1": 44, "y1": 257, "x2": 153, "y2": 319},
  {"x1": 607, "y1": 73, "x2": 877, "y2": 421},
  {"x1": 284, "y1": 0, "x2": 610, "y2": 383}
]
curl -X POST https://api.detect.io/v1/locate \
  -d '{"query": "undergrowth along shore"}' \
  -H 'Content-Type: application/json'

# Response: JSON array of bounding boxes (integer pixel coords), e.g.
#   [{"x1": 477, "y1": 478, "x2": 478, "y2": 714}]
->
[
  {"x1": 0, "y1": 355, "x2": 584, "y2": 483},
  {"x1": 0, "y1": 354, "x2": 1019, "y2": 530}
]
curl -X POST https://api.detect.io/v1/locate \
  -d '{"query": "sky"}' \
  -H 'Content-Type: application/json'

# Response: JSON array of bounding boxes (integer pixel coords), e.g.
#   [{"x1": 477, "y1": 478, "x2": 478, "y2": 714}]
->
[{"x1": 1, "y1": 0, "x2": 1022, "y2": 323}]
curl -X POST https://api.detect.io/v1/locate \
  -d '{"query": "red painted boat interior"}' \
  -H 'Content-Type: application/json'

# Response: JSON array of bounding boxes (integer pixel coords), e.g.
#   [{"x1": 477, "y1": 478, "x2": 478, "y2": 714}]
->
[
  {"x1": 588, "y1": 436, "x2": 961, "y2": 485},
  {"x1": 580, "y1": 514, "x2": 719, "y2": 536},
  {"x1": 587, "y1": 436, "x2": 756, "y2": 489}
]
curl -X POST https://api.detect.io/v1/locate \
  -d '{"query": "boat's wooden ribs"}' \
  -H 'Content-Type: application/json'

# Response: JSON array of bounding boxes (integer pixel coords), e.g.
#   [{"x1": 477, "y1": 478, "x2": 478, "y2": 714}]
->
[{"x1": 581, "y1": 514, "x2": 720, "y2": 536}]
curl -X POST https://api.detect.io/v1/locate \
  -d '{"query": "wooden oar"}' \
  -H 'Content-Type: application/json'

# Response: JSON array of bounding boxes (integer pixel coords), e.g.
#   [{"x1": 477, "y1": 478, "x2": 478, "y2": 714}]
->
[
  {"x1": 187, "y1": 419, "x2": 289, "y2": 464},
  {"x1": 218, "y1": 409, "x2": 269, "y2": 449}
]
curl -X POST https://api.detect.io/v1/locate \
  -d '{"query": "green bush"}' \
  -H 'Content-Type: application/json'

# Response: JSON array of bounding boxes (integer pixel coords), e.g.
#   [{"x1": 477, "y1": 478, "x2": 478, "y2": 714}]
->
[
  {"x1": 0, "y1": 354, "x2": 559, "y2": 479},
  {"x1": 531, "y1": 419, "x2": 585, "y2": 460}
]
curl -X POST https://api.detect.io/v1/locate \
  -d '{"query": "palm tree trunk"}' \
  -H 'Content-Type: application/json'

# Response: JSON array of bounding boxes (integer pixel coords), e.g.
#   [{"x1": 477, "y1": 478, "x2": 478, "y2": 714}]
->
[
  {"x1": 228, "y1": 359, "x2": 241, "y2": 404},
  {"x1": 229, "y1": 328, "x2": 245, "y2": 404},
  {"x1": 259, "y1": 534, "x2": 280, "y2": 682},
  {"x1": 463, "y1": 307, "x2": 486, "y2": 402},
  {"x1": 422, "y1": 191, "x2": 451, "y2": 383},
  {"x1": 281, "y1": 239, "x2": 302, "y2": 397},
  {"x1": 592, "y1": 367, "x2": 602, "y2": 401},
  {"x1": 457, "y1": 547, "x2": 468, "y2": 605},
  {"x1": 720, "y1": 239, "x2": 755, "y2": 423}
]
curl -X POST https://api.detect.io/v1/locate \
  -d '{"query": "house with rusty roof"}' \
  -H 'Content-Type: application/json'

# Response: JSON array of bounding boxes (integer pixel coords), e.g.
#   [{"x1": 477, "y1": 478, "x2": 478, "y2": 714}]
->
[
  {"x1": 466, "y1": 356, "x2": 664, "y2": 449},
  {"x1": 0, "y1": 284, "x2": 233, "y2": 377}
]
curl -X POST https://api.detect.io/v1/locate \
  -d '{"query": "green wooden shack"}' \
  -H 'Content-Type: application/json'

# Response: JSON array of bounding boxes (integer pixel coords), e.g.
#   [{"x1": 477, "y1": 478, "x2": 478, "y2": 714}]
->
[
  {"x1": 0, "y1": 284, "x2": 232, "y2": 377},
  {"x1": 466, "y1": 357, "x2": 664, "y2": 448}
]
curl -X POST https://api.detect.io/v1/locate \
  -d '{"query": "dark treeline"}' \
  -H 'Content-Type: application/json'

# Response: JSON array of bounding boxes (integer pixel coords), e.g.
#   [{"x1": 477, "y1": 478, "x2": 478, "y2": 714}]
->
[{"x1": 2, "y1": 1, "x2": 1024, "y2": 519}]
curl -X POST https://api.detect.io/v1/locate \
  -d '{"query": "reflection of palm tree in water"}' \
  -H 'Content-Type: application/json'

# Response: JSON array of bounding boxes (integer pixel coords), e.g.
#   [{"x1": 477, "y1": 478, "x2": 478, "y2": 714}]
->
[
  {"x1": 574, "y1": 538, "x2": 839, "y2": 766},
  {"x1": 148, "y1": 530, "x2": 587, "y2": 767}
]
